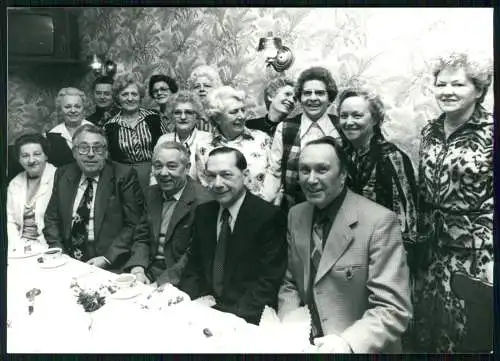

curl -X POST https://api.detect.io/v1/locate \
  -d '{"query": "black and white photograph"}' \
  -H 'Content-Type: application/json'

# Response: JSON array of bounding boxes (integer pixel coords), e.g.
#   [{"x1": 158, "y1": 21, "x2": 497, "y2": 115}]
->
[{"x1": 6, "y1": 6, "x2": 494, "y2": 354}]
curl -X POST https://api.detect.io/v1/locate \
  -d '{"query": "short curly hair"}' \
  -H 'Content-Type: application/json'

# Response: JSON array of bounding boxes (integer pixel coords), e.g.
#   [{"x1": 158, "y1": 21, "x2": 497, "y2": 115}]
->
[
  {"x1": 148, "y1": 74, "x2": 179, "y2": 98},
  {"x1": 112, "y1": 73, "x2": 146, "y2": 105},
  {"x1": 337, "y1": 87, "x2": 385, "y2": 136},
  {"x1": 205, "y1": 86, "x2": 246, "y2": 126},
  {"x1": 14, "y1": 133, "x2": 50, "y2": 161},
  {"x1": 165, "y1": 90, "x2": 205, "y2": 120},
  {"x1": 263, "y1": 77, "x2": 295, "y2": 110},
  {"x1": 432, "y1": 52, "x2": 493, "y2": 105},
  {"x1": 55, "y1": 87, "x2": 87, "y2": 113},
  {"x1": 187, "y1": 65, "x2": 223, "y2": 90},
  {"x1": 296, "y1": 66, "x2": 338, "y2": 103}
]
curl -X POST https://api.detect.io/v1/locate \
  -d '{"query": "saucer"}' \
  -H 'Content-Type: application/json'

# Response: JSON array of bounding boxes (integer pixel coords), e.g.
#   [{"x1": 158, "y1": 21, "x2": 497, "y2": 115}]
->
[
  {"x1": 38, "y1": 255, "x2": 68, "y2": 269},
  {"x1": 9, "y1": 249, "x2": 43, "y2": 259},
  {"x1": 108, "y1": 284, "x2": 144, "y2": 300}
]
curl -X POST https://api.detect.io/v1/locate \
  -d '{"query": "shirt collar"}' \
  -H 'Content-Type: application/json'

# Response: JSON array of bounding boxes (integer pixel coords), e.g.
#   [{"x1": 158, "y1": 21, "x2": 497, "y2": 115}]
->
[
  {"x1": 176, "y1": 128, "x2": 198, "y2": 147},
  {"x1": 212, "y1": 126, "x2": 255, "y2": 145},
  {"x1": 106, "y1": 108, "x2": 150, "y2": 127},
  {"x1": 219, "y1": 189, "x2": 247, "y2": 224},
  {"x1": 79, "y1": 173, "x2": 100, "y2": 187},
  {"x1": 163, "y1": 182, "x2": 187, "y2": 202},
  {"x1": 299, "y1": 111, "x2": 333, "y2": 139},
  {"x1": 48, "y1": 120, "x2": 93, "y2": 142},
  {"x1": 430, "y1": 105, "x2": 493, "y2": 136}
]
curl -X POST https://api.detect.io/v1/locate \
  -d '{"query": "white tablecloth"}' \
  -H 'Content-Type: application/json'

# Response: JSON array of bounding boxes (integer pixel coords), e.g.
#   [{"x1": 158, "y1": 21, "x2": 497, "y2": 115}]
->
[{"x1": 8, "y1": 254, "x2": 308, "y2": 353}]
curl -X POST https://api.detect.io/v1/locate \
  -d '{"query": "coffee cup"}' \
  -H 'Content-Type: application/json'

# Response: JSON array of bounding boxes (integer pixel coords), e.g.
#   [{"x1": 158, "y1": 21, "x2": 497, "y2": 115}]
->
[
  {"x1": 114, "y1": 273, "x2": 137, "y2": 290},
  {"x1": 42, "y1": 248, "x2": 62, "y2": 262}
]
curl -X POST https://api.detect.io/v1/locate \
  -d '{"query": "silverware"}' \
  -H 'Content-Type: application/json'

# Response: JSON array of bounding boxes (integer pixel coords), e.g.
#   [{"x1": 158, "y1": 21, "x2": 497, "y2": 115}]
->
[{"x1": 25, "y1": 288, "x2": 41, "y2": 315}]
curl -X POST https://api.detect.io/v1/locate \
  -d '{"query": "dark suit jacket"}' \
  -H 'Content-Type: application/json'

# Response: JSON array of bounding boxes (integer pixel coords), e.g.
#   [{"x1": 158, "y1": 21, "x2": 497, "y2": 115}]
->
[
  {"x1": 246, "y1": 114, "x2": 279, "y2": 138},
  {"x1": 45, "y1": 132, "x2": 76, "y2": 168},
  {"x1": 179, "y1": 191, "x2": 288, "y2": 325},
  {"x1": 124, "y1": 177, "x2": 213, "y2": 285},
  {"x1": 43, "y1": 161, "x2": 146, "y2": 269}
]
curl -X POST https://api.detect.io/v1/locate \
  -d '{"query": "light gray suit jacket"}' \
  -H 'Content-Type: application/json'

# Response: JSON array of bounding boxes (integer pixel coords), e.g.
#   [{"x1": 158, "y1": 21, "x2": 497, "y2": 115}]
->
[{"x1": 278, "y1": 189, "x2": 412, "y2": 353}]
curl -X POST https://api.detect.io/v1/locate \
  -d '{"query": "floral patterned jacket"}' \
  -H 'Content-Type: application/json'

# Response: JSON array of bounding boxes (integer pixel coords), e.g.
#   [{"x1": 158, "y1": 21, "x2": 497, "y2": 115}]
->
[
  {"x1": 418, "y1": 105, "x2": 493, "y2": 250},
  {"x1": 195, "y1": 127, "x2": 271, "y2": 199}
]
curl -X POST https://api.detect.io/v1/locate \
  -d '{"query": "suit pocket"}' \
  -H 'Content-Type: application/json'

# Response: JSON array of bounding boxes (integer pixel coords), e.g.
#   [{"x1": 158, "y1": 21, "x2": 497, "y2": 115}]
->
[{"x1": 332, "y1": 264, "x2": 367, "y2": 282}]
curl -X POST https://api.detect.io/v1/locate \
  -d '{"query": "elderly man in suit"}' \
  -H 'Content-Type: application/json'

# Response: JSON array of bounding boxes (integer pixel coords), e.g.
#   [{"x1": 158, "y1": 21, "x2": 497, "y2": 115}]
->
[
  {"x1": 179, "y1": 147, "x2": 287, "y2": 325},
  {"x1": 278, "y1": 136, "x2": 412, "y2": 353},
  {"x1": 43, "y1": 124, "x2": 146, "y2": 270},
  {"x1": 124, "y1": 141, "x2": 212, "y2": 286}
]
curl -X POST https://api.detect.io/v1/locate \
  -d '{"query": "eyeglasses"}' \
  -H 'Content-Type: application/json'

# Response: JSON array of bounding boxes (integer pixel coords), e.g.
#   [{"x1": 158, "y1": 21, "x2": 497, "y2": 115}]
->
[
  {"x1": 152, "y1": 87, "x2": 171, "y2": 95},
  {"x1": 173, "y1": 109, "x2": 196, "y2": 117},
  {"x1": 75, "y1": 143, "x2": 107, "y2": 155}
]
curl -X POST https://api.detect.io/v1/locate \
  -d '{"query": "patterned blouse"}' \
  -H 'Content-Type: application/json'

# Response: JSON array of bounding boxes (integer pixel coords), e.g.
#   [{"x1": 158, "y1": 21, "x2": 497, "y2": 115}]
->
[
  {"x1": 22, "y1": 205, "x2": 39, "y2": 241},
  {"x1": 104, "y1": 108, "x2": 168, "y2": 164},
  {"x1": 195, "y1": 127, "x2": 271, "y2": 199},
  {"x1": 418, "y1": 105, "x2": 493, "y2": 250},
  {"x1": 344, "y1": 133, "x2": 418, "y2": 246}
]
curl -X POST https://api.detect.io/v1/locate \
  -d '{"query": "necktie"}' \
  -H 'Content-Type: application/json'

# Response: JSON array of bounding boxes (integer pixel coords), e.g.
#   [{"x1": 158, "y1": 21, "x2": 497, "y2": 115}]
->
[
  {"x1": 311, "y1": 219, "x2": 324, "y2": 271},
  {"x1": 309, "y1": 217, "x2": 326, "y2": 339},
  {"x1": 71, "y1": 177, "x2": 94, "y2": 261},
  {"x1": 213, "y1": 208, "x2": 231, "y2": 297},
  {"x1": 157, "y1": 195, "x2": 176, "y2": 257}
]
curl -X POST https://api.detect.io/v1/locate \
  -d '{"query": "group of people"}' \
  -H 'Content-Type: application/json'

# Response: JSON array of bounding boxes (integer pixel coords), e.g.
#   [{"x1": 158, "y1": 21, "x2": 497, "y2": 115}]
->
[{"x1": 7, "y1": 53, "x2": 493, "y2": 353}]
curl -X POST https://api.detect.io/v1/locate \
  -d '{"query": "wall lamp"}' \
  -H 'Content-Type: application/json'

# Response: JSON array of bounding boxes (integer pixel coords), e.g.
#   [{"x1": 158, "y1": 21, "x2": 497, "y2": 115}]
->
[
  {"x1": 88, "y1": 54, "x2": 117, "y2": 78},
  {"x1": 257, "y1": 32, "x2": 294, "y2": 72}
]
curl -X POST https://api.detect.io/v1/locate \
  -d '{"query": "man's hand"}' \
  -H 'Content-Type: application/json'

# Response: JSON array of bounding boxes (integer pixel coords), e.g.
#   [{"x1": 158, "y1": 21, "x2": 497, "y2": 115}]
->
[
  {"x1": 314, "y1": 334, "x2": 353, "y2": 353},
  {"x1": 86, "y1": 256, "x2": 109, "y2": 269},
  {"x1": 131, "y1": 266, "x2": 151, "y2": 285}
]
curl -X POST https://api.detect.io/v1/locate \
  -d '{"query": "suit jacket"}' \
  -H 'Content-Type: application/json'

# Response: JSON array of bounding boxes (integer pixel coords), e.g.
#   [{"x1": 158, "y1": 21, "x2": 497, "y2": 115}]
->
[
  {"x1": 43, "y1": 161, "x2": 146, "y2": 269},
  {"x1": 7, "y1": 163, "x2": 57, "y2": 249},
  {"x1": 125, "y1": 177, "x2": 213, "y2": 285},
  {"x1": 278, "y1": 189, "x2": 412, "y2": 353},
  {"x1": 179, "y1": 191, "x2": 287, "y2": 325},
  {"x1": 246, "y1": 114, "x2": 279, "y2": 138}
]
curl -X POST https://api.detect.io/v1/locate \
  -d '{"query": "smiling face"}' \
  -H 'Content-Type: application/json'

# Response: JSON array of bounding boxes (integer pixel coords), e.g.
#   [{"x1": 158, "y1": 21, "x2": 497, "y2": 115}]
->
[
  {"x1": 152, "y1": 80, "x2": 172, "y2": 105},
  {"x1": 60, "y1": 95, "x2": 84, "y2": 126},
  {"x1": 269, "y1": 85, "x2": 296, "y2": 115},
  {"x1": 205, "y1": 152, "x2": 248, "y2": 208},
  {"x1": 72, "y1": 131, "x2": 108, "y2": 177},
  {"x1": 18, "y1": 143, "x2": 48, "y2": 178},
  {"x1": 173, "y1": 102, "x2": 198, "y2": 134},
  {"x1": 192, "y1": 76, "x2": 214, "y2": 99},
  {"x1": 118, "y1": 83, "x2": 141, "y2": 113},
  {"x1": 339, "y1": 96, "x2": 376, "y2": 146},
  {"x1": 299, "y1": 143, "x2": 346, "y2": 209},
  {"x1": 434, "y1": 67, "x2": 481, "y2": 117},
  {"x1": 152, "y1": 148, "x2": 189, "y2": 195},
  {"x1": 300, "y1": 80, "x2": 330, "y2": 121},
  {"x1": 93, "y1": 83, "x2": 113, "y2": 109},
  {"x1": 217, "y1": 98, "x2": 246, "y2": 139}
]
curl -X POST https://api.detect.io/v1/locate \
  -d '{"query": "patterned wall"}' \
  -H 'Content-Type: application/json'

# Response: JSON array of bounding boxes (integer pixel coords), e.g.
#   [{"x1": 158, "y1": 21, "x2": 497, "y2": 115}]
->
[{"x1": 8, "y1": 7, "x2": 493, "y2": 170}]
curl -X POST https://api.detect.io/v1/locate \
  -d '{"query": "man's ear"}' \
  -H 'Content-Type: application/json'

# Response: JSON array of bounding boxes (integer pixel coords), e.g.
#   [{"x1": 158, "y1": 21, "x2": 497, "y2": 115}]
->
[
  {"x1": 185, "y1": 161, "x2": 192, "y2": 173},
  {"x1": 242, "y1": 168, "x2": 250, "y2": 178}
]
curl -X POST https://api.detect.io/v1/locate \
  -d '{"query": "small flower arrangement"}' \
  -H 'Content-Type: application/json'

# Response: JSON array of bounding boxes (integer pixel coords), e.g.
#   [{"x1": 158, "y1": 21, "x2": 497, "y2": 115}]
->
[{"x1": 70, "y1": 279, "x2": 111, "y2": 312}]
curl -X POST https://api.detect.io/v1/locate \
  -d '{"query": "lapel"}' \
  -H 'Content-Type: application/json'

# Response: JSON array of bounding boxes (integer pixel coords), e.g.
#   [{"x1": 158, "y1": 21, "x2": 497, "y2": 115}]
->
[
  {"x1": 163, "y1": 179, "x2": 197, "y2": 244},
  {"x1": 60, "y1": 164, "x2": 81, "y2": 238},
  {"x1": 93, "y1": 163, "x2": 114, "y2": 240},
  {"x1": 294, "y1": 203, "x2": 314, "y2": 295},
  {"x1": 314, "y1": 190, "x2": 357, "y2": 285},
  {"x1": 223, "y1": 192, "x2": 259, "y2": 285},
  {"x1": 148, "y1": 185, "x2": 164, "y2": 243}
]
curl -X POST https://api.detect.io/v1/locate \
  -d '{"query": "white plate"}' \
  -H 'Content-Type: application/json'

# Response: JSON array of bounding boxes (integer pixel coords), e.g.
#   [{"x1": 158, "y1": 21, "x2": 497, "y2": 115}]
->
[
  {"x1": 108, "y1": 284, "x2": 145, "y2": 300},
  {"x1": 38, "y1": 255, "x2": 69, "y2": 269}
]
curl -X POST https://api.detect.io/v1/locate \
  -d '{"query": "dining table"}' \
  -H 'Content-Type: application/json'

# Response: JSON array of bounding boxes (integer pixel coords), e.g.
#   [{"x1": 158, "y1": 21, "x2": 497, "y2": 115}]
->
[{"x1": 7, "y1": 251, "x2": 314, "y2": 353}]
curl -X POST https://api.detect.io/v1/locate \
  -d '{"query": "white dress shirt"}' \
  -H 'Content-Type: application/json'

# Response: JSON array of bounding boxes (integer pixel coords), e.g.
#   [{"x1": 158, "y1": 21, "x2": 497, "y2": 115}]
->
[
  {"x1": 216, "y1": 190, "x2": 247, "y2": 240},
  {"x1": 47, "y1": 120, "x2": 93, "y2": 149},
  {"x1": 262, "y1": 112, "x2": 341, "y2": 203}
]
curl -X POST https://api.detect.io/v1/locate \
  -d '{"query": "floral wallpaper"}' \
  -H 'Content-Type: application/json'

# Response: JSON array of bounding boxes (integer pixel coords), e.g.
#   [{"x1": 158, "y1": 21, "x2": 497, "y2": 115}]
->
[{"x1": 8, "y1": 7, "x2": 493, "y2": 170}]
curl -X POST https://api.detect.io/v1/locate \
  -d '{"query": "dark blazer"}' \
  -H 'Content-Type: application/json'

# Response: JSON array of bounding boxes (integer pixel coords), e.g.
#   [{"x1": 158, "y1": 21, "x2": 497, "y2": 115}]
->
[
  {"x1": 179, "y1": 191, "x2": 287, "y2": 325},
  {"x1": 43, "y1": 161, "x2": 146, "y2": 269},
  {"x1": 246, "y1": 114, "x2": 279, "y2": 138},
  {"x1": 45, "y1": 132, "x2": 76, "y2": 168},
  {"x1": 124, "y1": 177, "x2": 213, "y2": 285}
]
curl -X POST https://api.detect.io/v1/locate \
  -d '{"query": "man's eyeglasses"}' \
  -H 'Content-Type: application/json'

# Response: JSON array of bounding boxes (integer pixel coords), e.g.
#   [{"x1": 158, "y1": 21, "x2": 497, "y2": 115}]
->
[
  {"x1": 75, "y1": 143, "x2": 107, "y2": 155},
  {"x1": 173, "y1": 109, "x2": 196, "y2": 117},
  {"x1": 152, "y1": 87, "x2": 171, "y2": 95}
]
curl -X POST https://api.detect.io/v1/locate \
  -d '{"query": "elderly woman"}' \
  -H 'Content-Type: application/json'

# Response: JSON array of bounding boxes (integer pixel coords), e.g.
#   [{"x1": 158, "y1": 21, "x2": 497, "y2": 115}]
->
[
  {"x1": 154, "y1": 90, "x2": 211, "y2": 181},
  {"x1": 148, "y1": 74, "x2": 179, "y2": 132},
  {"x1": 188, "y1": 65, "x2": 223, "y2": 132},
  {"x1": 7, "y1": 133, "x2": 57, "y2": 253},
  {"x1": 195, "y1": 86, "x2": 271, "y2": 198},
  {"x1": 104, "y1": 73, "x2": 168, "y2": 192},
  {"x1": 337, "y1": 88, "x2": 418, "y2": 255},
  {"x1": 46, "y1": 87, "x2": 93, "y2": 167},
  {"x1": 413, "y1": 53, "x2": 494, "y2": 352}
]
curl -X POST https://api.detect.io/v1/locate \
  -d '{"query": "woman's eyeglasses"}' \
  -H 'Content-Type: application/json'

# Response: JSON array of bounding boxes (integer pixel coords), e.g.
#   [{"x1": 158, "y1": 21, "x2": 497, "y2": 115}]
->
[
  {"x1": 152, "y1": 87, "x2": 171, "y2": 95},
  {"x1": 173, "y1": 109, "x2": 196, "y2": 117}
]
